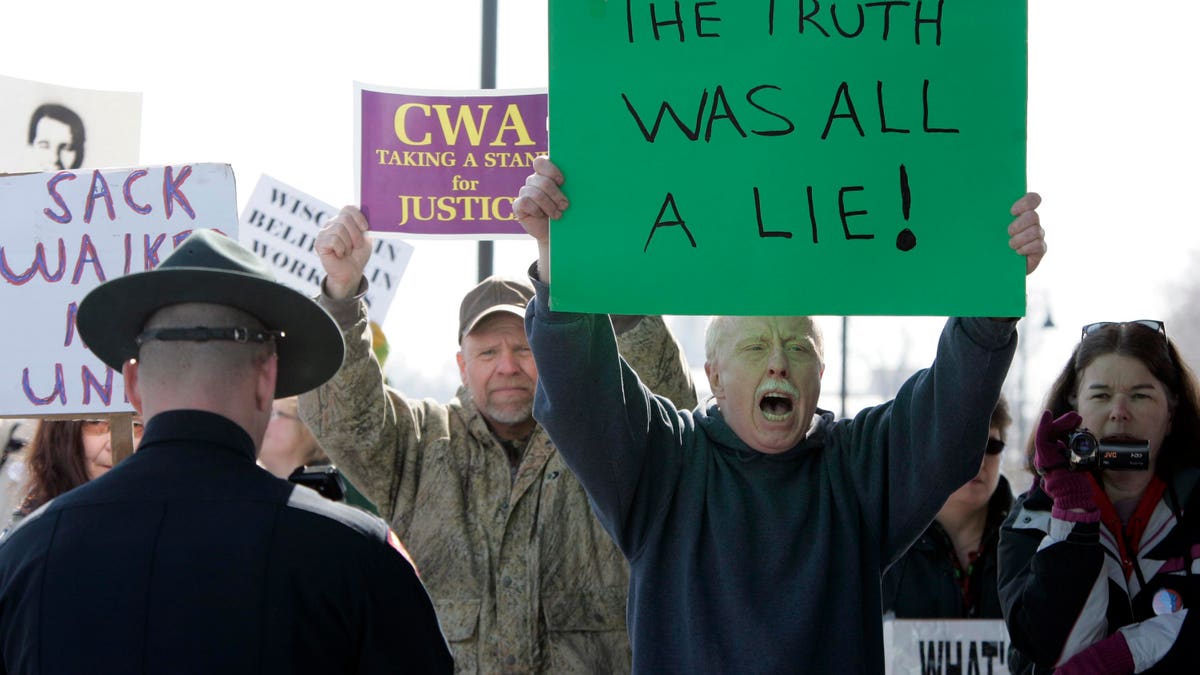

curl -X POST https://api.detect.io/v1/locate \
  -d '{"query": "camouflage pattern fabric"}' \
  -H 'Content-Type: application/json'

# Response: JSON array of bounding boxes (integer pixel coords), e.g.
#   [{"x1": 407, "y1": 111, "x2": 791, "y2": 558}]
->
[{"x1": 301, "y1": 300, "x2": 694, "y2": 674}]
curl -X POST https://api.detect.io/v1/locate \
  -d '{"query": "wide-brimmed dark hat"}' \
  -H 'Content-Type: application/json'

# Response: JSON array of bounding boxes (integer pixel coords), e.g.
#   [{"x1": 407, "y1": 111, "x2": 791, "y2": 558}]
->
[{"x1": 76, "y1": 229, "x2": 344, "y2": 398}]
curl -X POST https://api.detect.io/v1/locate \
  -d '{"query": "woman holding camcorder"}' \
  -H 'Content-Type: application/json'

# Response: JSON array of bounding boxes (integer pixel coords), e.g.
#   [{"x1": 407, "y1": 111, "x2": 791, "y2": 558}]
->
[{"x1": 998, "y1": 320, "x2": 1200, "y2": 674}]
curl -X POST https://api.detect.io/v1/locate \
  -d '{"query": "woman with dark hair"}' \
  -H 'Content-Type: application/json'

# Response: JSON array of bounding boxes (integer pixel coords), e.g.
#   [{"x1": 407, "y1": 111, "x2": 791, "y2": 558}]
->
[
  {"x1": 5, "y1": 418, "x2": 142, "y2": 530},
  {"x1": 998, "y1": 320, "x2": 1200, "y2": 674}
]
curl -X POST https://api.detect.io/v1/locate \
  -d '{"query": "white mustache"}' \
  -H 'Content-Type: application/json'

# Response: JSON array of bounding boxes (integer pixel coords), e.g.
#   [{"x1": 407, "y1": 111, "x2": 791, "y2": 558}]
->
[{"x1": 755, "y1": 377, "x2": 798, "y2": 400}]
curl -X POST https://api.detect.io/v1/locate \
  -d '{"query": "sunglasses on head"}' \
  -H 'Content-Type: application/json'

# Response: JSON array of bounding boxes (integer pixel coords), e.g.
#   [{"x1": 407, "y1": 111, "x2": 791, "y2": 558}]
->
[{"x1": 1081, "y1": 320, "x2": 1165, "y2": 341}]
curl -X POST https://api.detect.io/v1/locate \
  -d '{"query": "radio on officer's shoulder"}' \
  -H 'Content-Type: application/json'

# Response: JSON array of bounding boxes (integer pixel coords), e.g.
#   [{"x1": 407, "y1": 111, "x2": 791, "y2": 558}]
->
[{"x1": 288, "y1": 464, "x2": 347, "y2": 502}]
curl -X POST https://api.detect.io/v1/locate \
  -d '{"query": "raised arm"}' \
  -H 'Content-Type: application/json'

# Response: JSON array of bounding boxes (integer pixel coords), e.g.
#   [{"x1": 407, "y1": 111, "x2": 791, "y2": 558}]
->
[
  {"x1": 515, "y1": 159, "x2": 689, "y2": 556},
  {"x1": 299, "y1": 206, "x2": 439, "y2": 530},
  {"x1": 514, "y1": 157, "x2": 696, "y2": 411},
  {"x1": 513, "y1": 155, "x2": 565, "y2": 284},
  {"x1": 844, "y1": 192, "x2": 1045, "y2": 562}
]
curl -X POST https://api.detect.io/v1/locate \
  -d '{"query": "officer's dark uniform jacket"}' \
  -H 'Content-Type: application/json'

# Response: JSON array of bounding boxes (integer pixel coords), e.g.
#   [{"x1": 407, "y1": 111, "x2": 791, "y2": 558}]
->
[{"x1": 0, "y1": 410, "x2": 453, "y2": 674}]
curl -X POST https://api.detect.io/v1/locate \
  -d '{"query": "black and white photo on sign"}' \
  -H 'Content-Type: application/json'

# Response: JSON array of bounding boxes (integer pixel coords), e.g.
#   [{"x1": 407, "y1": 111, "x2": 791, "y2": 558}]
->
[{"x1": 0, "y1": 74, "x2": 141, "y2": 174}]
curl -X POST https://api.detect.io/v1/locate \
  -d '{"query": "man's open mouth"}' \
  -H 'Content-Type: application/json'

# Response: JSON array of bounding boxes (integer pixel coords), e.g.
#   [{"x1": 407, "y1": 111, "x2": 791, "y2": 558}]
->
[{"x1": 759, "y1": 393, "x2": 795, "y2": 421}]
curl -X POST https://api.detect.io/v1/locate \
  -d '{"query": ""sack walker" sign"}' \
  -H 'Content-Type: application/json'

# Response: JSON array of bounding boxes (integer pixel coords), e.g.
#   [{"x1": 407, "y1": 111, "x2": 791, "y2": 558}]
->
[{"x1": 0, "y1": 164, "x2": 237, "y2": 415}]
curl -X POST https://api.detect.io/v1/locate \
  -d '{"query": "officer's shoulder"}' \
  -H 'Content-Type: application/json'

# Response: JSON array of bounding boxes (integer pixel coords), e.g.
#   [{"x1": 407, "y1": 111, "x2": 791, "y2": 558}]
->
[{"x1": 284, "y1": 484, "x2": 390, "y2": 544}]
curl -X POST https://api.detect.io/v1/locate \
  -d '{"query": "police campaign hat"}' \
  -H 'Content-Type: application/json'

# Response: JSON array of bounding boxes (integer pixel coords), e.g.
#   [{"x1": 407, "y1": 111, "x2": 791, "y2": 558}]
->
[{"x1": 76, "y1": 229, "x2": 344, "y2": 398}]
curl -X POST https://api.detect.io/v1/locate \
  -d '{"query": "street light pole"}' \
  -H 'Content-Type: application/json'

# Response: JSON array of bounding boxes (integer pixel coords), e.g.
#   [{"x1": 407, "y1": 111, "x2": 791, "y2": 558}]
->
[
  {"x1": 477, "y1": 0, "x2": 498, "y2": 282},
  {"x1": 841, "y1": 316, "x2": 849, "y2": 418},
  {"x1": 1016, "y1": 295, "x2": 1055, "y2": 449}
]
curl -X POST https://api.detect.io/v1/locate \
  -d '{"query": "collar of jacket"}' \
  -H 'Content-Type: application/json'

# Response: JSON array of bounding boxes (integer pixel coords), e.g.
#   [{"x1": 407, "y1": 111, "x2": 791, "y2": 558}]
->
[
  {"x1": 450, "y1": 386, "x2": 559, "y2": 501},
  {"x1": 137, "y1": 409, "x2": 257, "y2": 462},
  {"x1": 1028, "y1": 466, "x2": 1200, "y2": 519}
]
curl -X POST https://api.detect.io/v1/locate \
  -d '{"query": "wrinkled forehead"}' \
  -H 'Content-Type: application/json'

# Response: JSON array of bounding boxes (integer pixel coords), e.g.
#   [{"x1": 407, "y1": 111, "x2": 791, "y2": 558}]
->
[
  {"x1": 719, "y1": 316, "x2": 822, "y2": 353},
  {"x1": 462, "y1": 312, "x2": 528, "y2": 347},
  {"x1": 1077, "y1": 353, "x2": 1166, "y2": 390},
  {"x1": 737, "y1": 315, "x2": 820, "y2": 341}
]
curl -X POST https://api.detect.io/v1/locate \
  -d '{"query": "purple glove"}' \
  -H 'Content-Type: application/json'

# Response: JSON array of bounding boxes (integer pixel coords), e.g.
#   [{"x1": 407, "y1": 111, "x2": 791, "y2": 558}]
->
[
  {"x1": 1034, "y1": 410, "x2": 1100, "y2": 523},
  {"x1": 1055, "y1": 631, "x2": 1135, "y2": 675}
]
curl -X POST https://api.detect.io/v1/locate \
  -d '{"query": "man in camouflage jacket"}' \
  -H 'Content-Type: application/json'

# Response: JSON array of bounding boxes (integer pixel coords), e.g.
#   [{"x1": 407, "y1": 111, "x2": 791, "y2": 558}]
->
[{"x1": 301, "y1": 206, "x2": 696, "y2": 674}]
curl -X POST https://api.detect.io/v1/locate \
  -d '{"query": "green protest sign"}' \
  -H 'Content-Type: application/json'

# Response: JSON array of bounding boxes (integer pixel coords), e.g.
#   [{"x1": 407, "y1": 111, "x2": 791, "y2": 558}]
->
[{"x1": 548, "y1": 0, "x2": 1027, "y2": 316}]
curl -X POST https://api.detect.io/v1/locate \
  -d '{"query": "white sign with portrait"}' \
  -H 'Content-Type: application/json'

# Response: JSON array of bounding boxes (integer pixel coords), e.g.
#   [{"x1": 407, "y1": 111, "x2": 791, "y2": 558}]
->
[{"x1": 0, "y1": 74, "x2": 142, "y2": 174}]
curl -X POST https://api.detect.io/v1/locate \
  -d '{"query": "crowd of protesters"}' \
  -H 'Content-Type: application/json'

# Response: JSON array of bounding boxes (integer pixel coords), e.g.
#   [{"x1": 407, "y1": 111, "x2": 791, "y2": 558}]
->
[{"x1": 1, "y1": 142, "x2": 1192, "y2": 675}]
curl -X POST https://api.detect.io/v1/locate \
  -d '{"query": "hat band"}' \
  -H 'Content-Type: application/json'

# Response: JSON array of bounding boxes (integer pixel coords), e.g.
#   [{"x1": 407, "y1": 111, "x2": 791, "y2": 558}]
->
[{"x1": 135, "y1": 326, "x2": 284, "y2": 347}]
